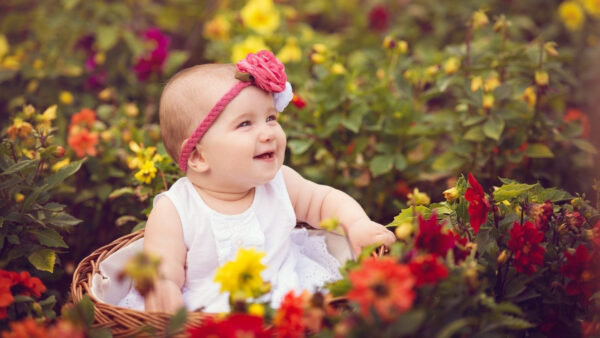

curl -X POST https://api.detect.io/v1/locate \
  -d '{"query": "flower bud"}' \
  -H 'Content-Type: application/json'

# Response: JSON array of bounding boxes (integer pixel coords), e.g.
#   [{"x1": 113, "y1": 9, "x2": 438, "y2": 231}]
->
[
  {"x1": 376, "y1": 68, "x2": 385, "y2": 80},
  {"x1": 426, "y1": 65, "x2": 439, "y2": 76},
  {"x1": 483, "y1": 94, "x2": 494, "y2": 109},
  {"x1": 319, "y1": 217, "x2": 339, "y2": 232},
  {"x1": 557, "y1": 223, "x2": 569, "y2": 236},
  {"x1": 397, "y1": 40, "x2": 408, "y2": 54},
  {"x1": 124, "y1": 103, "x2": 139, "y2": 117},
  {"x1": 100, "y1": 130, "x2": 113, "y2": 142},
  {"x1": 571, "y1": 197, "x2": 584, "y2": 209},
  {"x1": 535, "y1": 70, "x2": 549, "y2": 86},
  {"x1": 471, "y1": 10, "x2": 489, "y2": 30},
  {"x1": 59, "y1": 91, "x2": 74, "y2": 105},
  {"x1": 383, "y1": 36, "x2": 396, "y2": 49},
  {"x1": 484, "y1": 76, "x2": 500, "y2": 92},
  {"x1": 331, "y1": 63, "x2": 346, "y2": 75},
  {"x1": 522, "y1": 86, "x2": 537, "y2": 108},
  {"x1": 583, "y1": 229, "x2": 595, "y2": 240},
  {"x1": 98, "y1": 88, "x2": 113, "y2": 101},
  {"x1": 465, "y1": 267, "x2": 479, "y2": 291},
  {"x1": 94, "y1": 52, "x2": 106, "y2": 65},
  {"x1": 311, "y1": 53, "x2": 325, "y2": 64},
  {"x1": 15, "y1": 193, "x2": 25, "y2": 203},
  {"x1": 443, "y1": 57, "x2": 460, "y2": 74},
  {"x1": 493, "y1": 15, "x2": 510, "y2": 32},
  {"x1": 497, "y1": 250, "x2": 508, "y2": 265},
  {"x1": 407, "y1": 188, "x2": 430, "y2": 206},
  {"x1": 544, "y1": 42, "x2": 559, "y2": 56},
  {"x1": 443, "y1": 187, "x2": 459, "y2": 202},
  {"x1": 395, "y1": 222, "x2": 414, "y2": 240},
  {"x1": 248, "y1": 303, "x2": 265, "y2": 317},
  {"x1": 312, "y1": 44, "x2": 327, "y2": 54},
  {"x1": 471, "y1": 76, "x2": 483, "y2": 92},
  {"x1": 54, "y1": 146, "x2": 65, "y2": 158},
  {"x1": 32, "y1": 302, "x2": 42, "y2": 314}
]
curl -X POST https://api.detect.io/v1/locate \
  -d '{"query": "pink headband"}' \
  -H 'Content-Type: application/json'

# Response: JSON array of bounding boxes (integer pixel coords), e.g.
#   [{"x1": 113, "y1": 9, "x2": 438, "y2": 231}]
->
[{"x1": 178, "y1": 50, "x2": 292, "y2": 171}]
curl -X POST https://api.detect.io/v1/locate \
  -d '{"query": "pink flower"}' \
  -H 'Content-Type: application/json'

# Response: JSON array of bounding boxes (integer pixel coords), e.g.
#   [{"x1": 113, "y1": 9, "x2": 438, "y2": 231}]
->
[
  {"x1": 133, "y1": 28, "x2": 171, "y2": 81},
  {"x1": 236, "y1": 50, "x2": 287, "y2": 93}
]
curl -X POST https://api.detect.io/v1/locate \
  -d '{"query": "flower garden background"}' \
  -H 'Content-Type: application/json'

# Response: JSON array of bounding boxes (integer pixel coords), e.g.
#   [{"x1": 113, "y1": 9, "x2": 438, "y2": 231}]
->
[{"x1": 1, "y1": 0, "x2": 600, "y2": 336}]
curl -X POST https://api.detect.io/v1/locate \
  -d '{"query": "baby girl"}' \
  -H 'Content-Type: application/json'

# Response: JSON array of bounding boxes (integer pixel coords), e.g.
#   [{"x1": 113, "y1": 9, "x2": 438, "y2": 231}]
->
[{"x1": 119, "y1": 50, "x2": 395, "y2": 313}]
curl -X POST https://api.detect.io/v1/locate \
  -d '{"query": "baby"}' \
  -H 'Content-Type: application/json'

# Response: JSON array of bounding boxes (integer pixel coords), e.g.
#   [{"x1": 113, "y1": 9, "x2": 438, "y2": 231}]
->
[{"x1": 120, "y1": 50, "x2": 395, "y2": 313}]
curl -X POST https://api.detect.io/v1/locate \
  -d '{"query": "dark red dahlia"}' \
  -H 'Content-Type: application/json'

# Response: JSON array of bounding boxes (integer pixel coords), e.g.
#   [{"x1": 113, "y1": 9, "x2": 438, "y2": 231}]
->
[{"x1": 465, "y1": 173, "x2": 490, "y2": 234}]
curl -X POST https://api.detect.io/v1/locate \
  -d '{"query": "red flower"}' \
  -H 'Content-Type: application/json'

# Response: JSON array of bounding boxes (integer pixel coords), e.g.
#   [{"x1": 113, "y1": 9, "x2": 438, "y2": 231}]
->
[
  {"x1": 408, "y1": 254, "x2": 449, "y2": 287},
  {"x1": 347, "y1": 257, "x2": 416, "y2": 321},
  {"x1": 582, "y1": 320, "x2": 600, "y2": 338},
  {"x1": 507, "y1": 221, "x2": 545, "y2": 274},
  {"x1": 237, "y1": 50, "x2": 287, "y2": 93},
  {"x1": 368, "y1": 5, "x2": 389, "y2": 32},
  {"x1": 528, "y1": 200, "x2": 553, "y2": 231},
  {"x1": 565, "y1": 211, "x2": 585, "y2": 229},
  {"x1": 187, "y1": 314, "x2": 271, "y2": 338},
  {"x1": 563, "y1": 108, "x2": 590, "y2": 139},
  {"x1": 0, "y1": 270, "x2": 46, "y2": 317},
  {"x1": 15, "y1": 271, "x2": 46, "y2": 298},
  {"x1": 450, "y1": 230, "x2": 470, "y2": 263},
  {"x1": 560, "y1": 244, "x2": 599, "y2": 300},
  {"x1": 133, "y1": 28, "x2": 170, "y2": 81},
  {"x1": 465, "y1": 173, "x2": 490, "y2": 234},
  {"x1": 2, "y1": 318, "x2": 48, "y2": 338},
  {"x1": 414, "y1": 213, "x2": 455, "y2": 257},
  {"x1": 274, "y1": 291, "x2": 306, "y2": 338},
  {"x1": 70, "y1": 108, "x2": 96, "y2": 128},
  {"x1": 291, "y1": 93, "x2": 306, "y2": 109}
]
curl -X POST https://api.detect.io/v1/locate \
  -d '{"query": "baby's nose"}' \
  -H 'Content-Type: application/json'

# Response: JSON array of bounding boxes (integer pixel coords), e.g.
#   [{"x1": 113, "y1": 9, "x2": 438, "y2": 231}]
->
[{"x1": 259, "y1": 127, "x2": 274, "y2": 142}]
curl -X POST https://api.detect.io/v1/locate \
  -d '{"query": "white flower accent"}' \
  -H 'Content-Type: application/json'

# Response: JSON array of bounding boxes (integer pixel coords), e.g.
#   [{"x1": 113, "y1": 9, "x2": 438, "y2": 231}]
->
[{"x1": 273, "y1": 81, "x2": 293, "y2": 112}]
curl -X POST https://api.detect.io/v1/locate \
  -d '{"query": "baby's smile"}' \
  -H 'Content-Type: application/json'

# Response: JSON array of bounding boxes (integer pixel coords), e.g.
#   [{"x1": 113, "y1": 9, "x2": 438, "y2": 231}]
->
[{"x1": 254, "y1": 151, "x2": 275, "y2": 160}]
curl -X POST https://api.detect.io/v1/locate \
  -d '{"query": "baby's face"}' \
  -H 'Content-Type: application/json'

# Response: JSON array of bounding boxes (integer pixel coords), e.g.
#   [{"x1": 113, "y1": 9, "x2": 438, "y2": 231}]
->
[{"x1": 197, "y1": 85, "x2": 287, "y2": 190}]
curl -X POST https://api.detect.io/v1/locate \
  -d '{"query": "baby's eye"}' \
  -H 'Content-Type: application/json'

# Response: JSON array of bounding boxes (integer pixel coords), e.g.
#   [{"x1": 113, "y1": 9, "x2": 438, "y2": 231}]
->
[
  {"x1": 266, "y1": 114, "x2": 277, "y2": 122},
  {"x1": 237, "y1": 120, "x2": 251, "y2": 128}
]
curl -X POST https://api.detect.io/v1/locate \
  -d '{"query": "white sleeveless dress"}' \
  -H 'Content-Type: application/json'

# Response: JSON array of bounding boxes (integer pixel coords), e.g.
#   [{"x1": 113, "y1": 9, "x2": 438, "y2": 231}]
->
[{"x1": 118, "y1": 169, "x2": 341, "y2": 312}]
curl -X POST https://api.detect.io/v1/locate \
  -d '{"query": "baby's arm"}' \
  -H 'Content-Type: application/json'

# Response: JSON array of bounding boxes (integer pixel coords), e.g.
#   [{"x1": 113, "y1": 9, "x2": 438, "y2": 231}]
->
[
  {"x1": 282, "y1": 165, "x2": 395, "y2": 256},
  {"x1": 142, "y1": 197, "x2": 186, "y2": 313}
]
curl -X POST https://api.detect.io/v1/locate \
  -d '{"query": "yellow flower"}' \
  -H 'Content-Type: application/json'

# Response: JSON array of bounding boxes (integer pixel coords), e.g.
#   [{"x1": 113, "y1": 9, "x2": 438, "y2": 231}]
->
[
  {"x1": 493, "y1": 14, "x2": 511, "y2": 32},
  {"x1": 241, "y1": 0, "x2": 280, "y2": 35},
  {"x1": 2, "y1": 55, "x2": 20, "y2": 70},
  {"x1": 214, "y1": 248, "x2": 270, "y2": 301},
  {"x1": 544, "y1": 41, "x2": 559, "y2": 56},
  {"x1": 319, "y1": 217, "x2": 339, "y2": 232},
  {"x1": 59, "y1": 91, "x2": 74, "y2": 105},
  {"x1": 37, "y1": 104, "x2": 57, "y2": 132},
  {"x1": 407, "y1": 188, "x2": 430, "y2": 206},
  {"x1": 124, "y1": 102, "x2": 139, "y2": 117},
  {"x1": 128, "y1": 141, "x2": 162, "y2": 170},
  {"x1": 582, "y1": 0, "x2": 600, "y2": 16},
  {"x1": 522, "y1": 86, "x2": 537, "y2": 108},
  {"x1": 94, "y1": 52, "x2": 106, "y2": 65},
  {"x1": 382, "y1": 36, "x2": 396, "y2": 49},
  {"x1": 484, "y1": 75, "x2": 500, "y2": 92},
  {"x1": 204, "y1": 15, "x2": 231, "y2": 40},
  {"x1": 15, "y1": 193, "x2": 25, "y2": 203},
  {"x1": 559, "y1": 1, "x2": 585, "y2": 31},
  {"x1": 443, "y1": 187, "x2": 459, "y2": 202},
  {"x1": 397, "y1": 40, "x2": 408, "y2": 54},
  {"x1": 248, "y1": 303, "x2": 265, "y2": 317},
  {"x1": 395, "y1": 222, "x2": 414, "y2": 240},
  {"x1": 471, "y1": 76, "x2": 483, "y2": 92},
  {"x1": 535, "y1": 70, "x2": 549, "y2": 86},
  {"x1": 7, "y1": 117, "x2": 33, "y2": 140},
  {"x1": 483, "y1": 93, "x2": 494, "y2": 109},
  {"x1": 443, "y1": 57, "x2": 460, "y2": 74},
  {"x1": 277, "y1": 37, "x2": 302, "y2": 63},
  {"x1": 52, "y1": 158, "x2": 70, "y2": 172},
  {"x1": 134, "y1": 160, "x2": 157, "y2": 184},
  {"x1": 331, "y1": 63, "x2": 346, "y2": 75},
  {"x1": 310, "y1": 53, "x2": 325, "y2": 64},
  {"x1": 312, "y1": 43, "x2": 327, "y2": 54},
  {"x1": 0, "y1": 34, "x2": 8, "y2": 59},
  {"x1": 425, "y1": 65, "x2": 439, "y2": 76},
  {"x1": 231, "y1": 36, "x2": 269, "y2": 63},
  {"x1": 471, "y1": 10, "x2": 489, "y2": 30}
]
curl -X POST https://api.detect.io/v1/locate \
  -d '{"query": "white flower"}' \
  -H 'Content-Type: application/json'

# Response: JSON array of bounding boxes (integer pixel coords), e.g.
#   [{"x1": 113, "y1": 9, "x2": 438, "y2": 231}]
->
[{"x1": 273, "y1": 81, "x2": 293, "y2": 112}]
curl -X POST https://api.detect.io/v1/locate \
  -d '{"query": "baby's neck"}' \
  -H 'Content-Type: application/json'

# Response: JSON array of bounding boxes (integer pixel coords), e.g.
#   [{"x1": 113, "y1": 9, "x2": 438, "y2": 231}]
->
[{"x1": 191, "y1": 182, "x2": 255, "y2": 215}]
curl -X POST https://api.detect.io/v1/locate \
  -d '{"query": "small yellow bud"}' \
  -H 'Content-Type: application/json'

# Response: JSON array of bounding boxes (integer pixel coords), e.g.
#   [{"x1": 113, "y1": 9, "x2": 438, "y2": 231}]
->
[
  {"x1": 122, "y1": 129, "x2": 132, "y2": 143},
  {"x1": 98, "y1": 88, "x2": 112, "y2": 101},
  {"x1": 471, "y1": 76, "x2": 483, "y2": 92},
  {"x1": 426, "y1": 65, "x2": 439, "y2": 76},
  {"x1": 15, "y1": 193, "x2": 25, "y2": 203},
  {"x1": 26, "y1": 80, "x2": 39, "y2": 93},
  {"x1": 471, "y1": 10, "x2": 489, "y2": 30},
  {"x1": 124, "y1": 103, "x2": 139, "y2": 117},
  {"x1": 94, "y1": 52, "x2": 106, "y2": 65},
  {"x1": 497, "y1": 250, "x2": 509, "y2": 265},
  {"x1": 544, "y1": 42, "x2": 559, "y2": 57},
  {"x1": 493, "y1": 15, "x2": 511, "y2": 32},
  {"x1": 397, "y1": 40, "x2": 408, "y2": 54},
  {"x1": 383, "y1": 36, "x2": 396, "y2": 50},
  {"x1": 484, "y1": 76, "x2": 500, "y2": 92},
  {"x1": 407, "y1": 188, "x2": 430, "y2": 206},
  {"x1": 248, "y1": 303, "x2": 265, "y2": 317},
  {"x1": 522, "y1": 86, "x2": 537, "y2": 108},
  {"x1": 310, "y1": 53, "x2": 325, "y2": 64},
  {"x1": 59, "y1": 91, "x2": 74, "y2": 105},
  {"x1": 319, "y1": 217, "x2": 339, "y2": 232},
  {"x1": 443, "y1": 187, "x2": 459, "y2": 202},
  {"x1": 557, "y1": 223, "x2": 569, "y2": 236},
  {"x1": 535, "y1": 70, "x2": 549, "y2": 86},
  {"x1": 376, "y1": 68, "x2": 385, "y2": 80},
  {"x1": 395, "y1": 222, "x2": 414, "y2": 240},
  {"x1": 443, "y1": 57, "x2": 460, "y2": 75},
  {"x1": 571, "y1": 197, "x2": 584, "y2": 209},
  {"x1": 23, "y1": 104, "x2": 35, "y2": 117},
  {"x1": 482, "y1": 94, "x2": 494, "y2": 109},
  {"x1": 32, "y1": 59, "x2": 44, "y2": 70},
  {"x1": 331, "y1": 63, "x2": 346, "y2": 75},
  {"x1": 100, "y1": 130, "x2": 113, "y2": 142},
  {"x1": 312, "y1": 44, "x2": 327, "y2": 54},
  {"x1": 465, "y1": 268, "x2": 479, "y2": 290}
]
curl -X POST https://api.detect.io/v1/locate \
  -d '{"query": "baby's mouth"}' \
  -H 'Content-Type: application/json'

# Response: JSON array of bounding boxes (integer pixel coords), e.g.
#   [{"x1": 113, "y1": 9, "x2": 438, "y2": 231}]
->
[{"x1": 254, "y1": 152, "x2": 274, "y2": 159}]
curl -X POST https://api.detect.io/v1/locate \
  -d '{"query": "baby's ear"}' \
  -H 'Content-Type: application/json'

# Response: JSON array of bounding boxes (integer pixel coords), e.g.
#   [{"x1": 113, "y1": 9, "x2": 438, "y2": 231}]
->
[{"x1": 181, "y1": 139, "x2": 209, "y2": 173}]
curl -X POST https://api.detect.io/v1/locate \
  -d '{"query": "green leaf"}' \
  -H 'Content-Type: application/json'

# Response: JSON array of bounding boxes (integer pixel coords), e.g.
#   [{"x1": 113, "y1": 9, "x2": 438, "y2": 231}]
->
[
  {"x1": 166, "y1": 307, "x2": 188, "y2": 336},
  {"x1": 493, "y1": 183, "x2": 536, "y2": 201},
  {"x1": 287, "y1": 139, "x2": 313, "y2": 155},
  {"x1": 496, "y1": 314, "x2": 534, "y2": 330},
  {"x1": 165, "y1": 50, "x2": 190, "y2": 76},
  {"x1": 394, "y1": 154, "x2": 407, "y2": 170},
  {"x1": 108, "y1": 187, "x2": 135, "y2": 200},
  {"x1": 96, "y1": 25, "x2": 120, "y2": 51},
  {"x1": 462, "y1": 115, "x2": 486, "y2": 127},
  {"x1": 436, "y1": 317, "x2": 475, "y2": 338},
  {"x1": 464, "y1": 126, "x2": 485, "y2": 142},
  {"x1": 45, "y1": 159, "x2": 85, "y2": 190},
  {"x1": 387, "y1": 206, "x2": 430, "y2": 227},
  {"x1": 28, "y1": 248, "x2": 56, "y2": 272},
  {"x1": 47, "y1": 212, "x2": 81, "y2": 228},
  {"x1": 432, "y1": 151, "x2": 465, "y2": 172},
  {"x1": 369, "y1": 155, "x2": 394, "y2": 177},
  {"x1": 533, "y1": 187, "x2": 573, "y2": 203},
  {"x1": 1, "y1": 159, "x2": 37, "y2": 176},
  {"x1": 572, "y1": 139, "x2": 598, "y2": 154},
  {"x1": 387, "y1": 309, "x2": 426, "y2": 335},
  {"x1": 327, "y1": 278, "x2": 352, "y2": 297},
  {"x1": 29, "y1": 228, "x2": 68, "y2": 248},
  {"x1": 78, "y1": 294, "x2": 96, "y2": 327},
  {"x1": 483, "y1": 115, "x2": 505, "y2": 141},
  {"x1": 524, "y1": 143, "x2": 553, "y2": 158}
]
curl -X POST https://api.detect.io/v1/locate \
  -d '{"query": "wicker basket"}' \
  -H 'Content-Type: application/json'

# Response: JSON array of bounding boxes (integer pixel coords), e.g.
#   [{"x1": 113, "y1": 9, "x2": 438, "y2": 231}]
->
[
  {"x1": 71, "y1": 227, "x2": 385, "y2": 337},
  {"x1": 71, "y1": 229, "x2": 209, "y2": 337}
]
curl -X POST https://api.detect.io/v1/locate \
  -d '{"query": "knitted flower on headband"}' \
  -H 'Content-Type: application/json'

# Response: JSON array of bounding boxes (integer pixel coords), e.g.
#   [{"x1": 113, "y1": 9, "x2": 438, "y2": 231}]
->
[{"x1": 236, "y1": 50, "x2": 287, "y2": 92}]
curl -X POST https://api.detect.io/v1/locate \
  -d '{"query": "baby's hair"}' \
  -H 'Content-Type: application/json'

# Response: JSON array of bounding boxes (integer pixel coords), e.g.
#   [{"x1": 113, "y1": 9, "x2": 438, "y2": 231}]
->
[{"x1": 159, "y1": 63, "x2": 236, "y2": 162}]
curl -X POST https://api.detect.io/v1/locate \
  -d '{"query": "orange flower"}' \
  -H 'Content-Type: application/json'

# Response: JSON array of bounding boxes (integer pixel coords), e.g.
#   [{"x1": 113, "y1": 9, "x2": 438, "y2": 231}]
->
[
  {"x1": 70, "y1": 108, "x2": 96, "y2": 128},
  {"x1": 274, "y1": 291, "x2": 307, "y2": 338},
  {"x1": 2, "y1": 318, "x2": 48, "y2": 338},
  {"x1": 0, "y1": 277, "x2": 14, "y2": 319},
  {"x1": 6, "y1": 118, "x2": 33, "y2": 140},
  {"x1": 68, "y1": 127, "x2": 99, "y2": 158},
  {"x1": 563, "y1": 108, "x2": 590, "y2": 139},
  {"x1": 347, "y1": 257, "x2": 416, "y2": 321}
]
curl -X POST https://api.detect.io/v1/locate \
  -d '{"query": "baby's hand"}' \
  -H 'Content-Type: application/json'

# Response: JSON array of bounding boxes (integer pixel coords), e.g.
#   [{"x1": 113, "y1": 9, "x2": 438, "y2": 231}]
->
[
  {"x1": 345, "y1": 219, "x2": 396, "y2": 256},
  {"x1": 145, "y1": 279, "x2": 184, "y2": 314}
]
